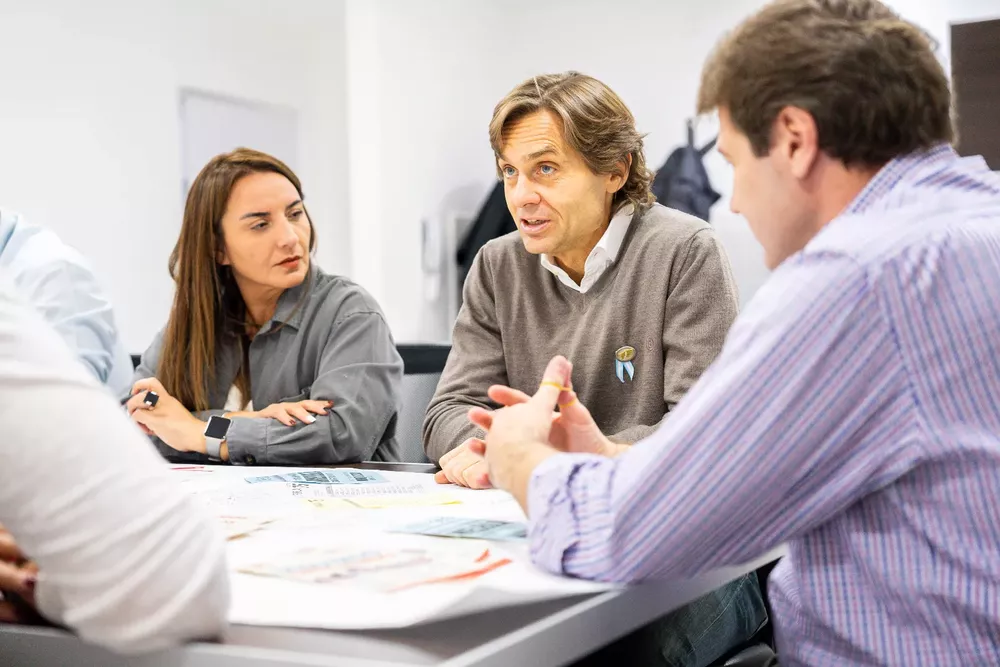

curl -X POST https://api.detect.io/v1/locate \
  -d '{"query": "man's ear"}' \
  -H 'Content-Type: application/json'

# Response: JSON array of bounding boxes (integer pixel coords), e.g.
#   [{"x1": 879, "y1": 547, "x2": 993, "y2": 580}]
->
[
  {"x1": 608, "y1": 153, "x2": 633, "y2": 194},
  {"x1": 773, "y1": 106, "x2": 819, "y2": 180}
]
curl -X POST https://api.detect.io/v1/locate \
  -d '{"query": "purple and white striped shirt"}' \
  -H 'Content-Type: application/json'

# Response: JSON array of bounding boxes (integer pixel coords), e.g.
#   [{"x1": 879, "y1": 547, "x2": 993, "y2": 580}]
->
[{"x1": 527, "y1": 145, "x2": 1000, "y2": 666}]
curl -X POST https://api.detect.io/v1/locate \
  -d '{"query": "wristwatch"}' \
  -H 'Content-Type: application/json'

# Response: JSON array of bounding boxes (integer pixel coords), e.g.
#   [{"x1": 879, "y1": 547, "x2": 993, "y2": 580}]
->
[{"x1": 204, "y1": 415, "x2": 232, "y2": 461}]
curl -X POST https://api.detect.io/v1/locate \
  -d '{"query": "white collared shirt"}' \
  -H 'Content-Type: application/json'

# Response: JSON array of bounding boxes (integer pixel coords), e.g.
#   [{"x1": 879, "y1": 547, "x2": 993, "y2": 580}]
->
[
  {"x1": 539, "y1": 204, "x2": 635, "y2": 293},
  {"x1": 0, "y1": 277, "x2": 229, "y2": 653}
]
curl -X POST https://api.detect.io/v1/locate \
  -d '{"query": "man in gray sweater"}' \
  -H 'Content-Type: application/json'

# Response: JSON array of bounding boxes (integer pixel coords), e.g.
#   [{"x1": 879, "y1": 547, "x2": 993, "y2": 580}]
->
[{"x1": 423, "y1": 72, "x2": 766, "y2": 667}]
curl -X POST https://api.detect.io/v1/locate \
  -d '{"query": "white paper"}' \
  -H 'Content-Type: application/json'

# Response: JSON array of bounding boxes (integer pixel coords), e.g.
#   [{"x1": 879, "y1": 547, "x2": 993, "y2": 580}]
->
[
  {"x1": 287, "y1": 482, "x2": 428, "y2": 498},
  {"x1": 170, "y1": 465, "x2": 617, "y2": 629}
]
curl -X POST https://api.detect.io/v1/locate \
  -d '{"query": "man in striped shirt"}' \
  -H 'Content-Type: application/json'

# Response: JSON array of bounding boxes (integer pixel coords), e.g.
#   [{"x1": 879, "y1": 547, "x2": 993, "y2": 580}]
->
[{"x1": 467, "y1": 1, "x2": 1000, "y2": 665}]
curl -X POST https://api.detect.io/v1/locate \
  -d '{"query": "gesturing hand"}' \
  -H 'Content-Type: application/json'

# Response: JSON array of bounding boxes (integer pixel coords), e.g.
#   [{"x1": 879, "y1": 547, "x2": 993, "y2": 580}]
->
[
  {"x1": 465, "y1": 356, "x2": 576, "y2": 501},
  {"x1": 470, "y1": 380, "x2": 613, "y2": 457}
]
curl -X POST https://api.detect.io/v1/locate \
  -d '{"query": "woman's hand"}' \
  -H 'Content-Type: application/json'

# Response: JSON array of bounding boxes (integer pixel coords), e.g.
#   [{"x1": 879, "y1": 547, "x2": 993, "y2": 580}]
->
[
  {"x1": 127, "y1": 378, "x2": 207, "y2": 454},
  {"x1": 239, "y1": 400, "x2": 332, "y2": 427}
]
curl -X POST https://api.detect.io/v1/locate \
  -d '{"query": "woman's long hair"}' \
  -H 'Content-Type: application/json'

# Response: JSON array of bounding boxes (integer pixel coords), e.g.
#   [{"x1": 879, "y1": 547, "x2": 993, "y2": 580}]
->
[{"x1": 158, "y1": 148, "x2": 314, "y2": 411}]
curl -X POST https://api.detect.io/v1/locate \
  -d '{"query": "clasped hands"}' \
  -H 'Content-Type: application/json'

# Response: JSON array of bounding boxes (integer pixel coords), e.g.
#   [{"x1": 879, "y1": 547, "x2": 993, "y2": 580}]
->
[{"x1": 435, "y1": 356, "x2": 615, "y2": 496}]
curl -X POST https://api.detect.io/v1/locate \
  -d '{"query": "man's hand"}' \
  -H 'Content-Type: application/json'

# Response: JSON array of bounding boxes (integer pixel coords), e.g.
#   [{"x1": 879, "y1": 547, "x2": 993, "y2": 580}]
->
[
  {"x1": 467, "y1": 356, "x2": 576, "y2": 507},
  {"x1": 471, "y1": 381, "x2": 616, "y2": 457},
  {"x1": 127, "y1": 378, "x2": 206, "y2": 454},
  {"x1": 434, "y1": 439, "x2": 492, "y2": 489},
  {"x1": 0, "y1": 525, "x2": 37, "y2": 624}
]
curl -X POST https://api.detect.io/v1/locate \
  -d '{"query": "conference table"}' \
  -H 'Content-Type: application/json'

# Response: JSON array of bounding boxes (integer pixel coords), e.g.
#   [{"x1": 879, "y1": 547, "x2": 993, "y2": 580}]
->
[{"x1": 0, "y1": 461, "x2": 782, "y2": 667}]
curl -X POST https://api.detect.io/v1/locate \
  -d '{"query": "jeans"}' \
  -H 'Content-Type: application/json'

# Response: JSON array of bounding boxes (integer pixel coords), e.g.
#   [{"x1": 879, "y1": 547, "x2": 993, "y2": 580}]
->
[{"x1": 571, "y1": 572, "x2": 768, "y2": 667}]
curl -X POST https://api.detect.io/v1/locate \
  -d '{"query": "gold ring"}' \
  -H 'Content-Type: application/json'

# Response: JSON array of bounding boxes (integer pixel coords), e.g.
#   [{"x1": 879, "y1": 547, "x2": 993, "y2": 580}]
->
[
  {"x1": 539, "y1": 381, "x2": 571, "y2": 392},
  {"x1": 558, "y1": 397, "x2": 577, "y2": 409}
]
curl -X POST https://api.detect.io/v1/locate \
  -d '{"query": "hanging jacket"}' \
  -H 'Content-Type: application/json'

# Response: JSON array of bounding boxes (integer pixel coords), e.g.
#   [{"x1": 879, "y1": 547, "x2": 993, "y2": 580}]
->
[
  {"x1": 456, "y1": 181, "x2": 517, "y2": 287},
  {"x1": 651, "y1": 124, "x2": 721, "y2": 222}
]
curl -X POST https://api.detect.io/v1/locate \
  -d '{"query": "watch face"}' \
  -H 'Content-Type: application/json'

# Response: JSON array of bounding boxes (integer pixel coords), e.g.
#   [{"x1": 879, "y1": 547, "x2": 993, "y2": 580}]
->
[{"x1": 205, "y1": 416, "x2": 232, "y2": 439}]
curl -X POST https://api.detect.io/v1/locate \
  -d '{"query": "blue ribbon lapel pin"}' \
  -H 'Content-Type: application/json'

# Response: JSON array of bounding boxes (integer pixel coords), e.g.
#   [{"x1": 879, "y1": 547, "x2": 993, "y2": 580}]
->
[{"x1": 615, "y1": 346, "x2": 636, "y2": 383}]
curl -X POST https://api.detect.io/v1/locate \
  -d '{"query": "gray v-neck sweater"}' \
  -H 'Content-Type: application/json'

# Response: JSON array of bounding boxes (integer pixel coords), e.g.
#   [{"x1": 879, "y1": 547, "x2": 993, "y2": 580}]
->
[{"x1": 423, "y1": 203, "x2": 740, "y2": 463}]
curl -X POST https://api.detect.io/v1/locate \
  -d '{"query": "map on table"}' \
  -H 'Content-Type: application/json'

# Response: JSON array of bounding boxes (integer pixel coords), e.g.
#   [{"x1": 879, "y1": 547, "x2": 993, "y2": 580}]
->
[
  {"x1": 289, "y1": 482, "x2": 427, "y2": 498},
  {"x1": 245, "y1": 469, "x2": 388, "y2": 485},
  {"x1": 392, "y1": 517, "x2": 528, "y2": 541},
  {"x1": 239, "y1": 544, "x2": 511, "y2": 592}
]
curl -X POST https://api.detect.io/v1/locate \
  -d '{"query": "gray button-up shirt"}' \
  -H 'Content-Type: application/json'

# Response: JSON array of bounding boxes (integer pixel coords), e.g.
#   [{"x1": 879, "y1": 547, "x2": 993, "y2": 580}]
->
[{"x1": 132, "y1": 267, "x2": 403, "y2": 464}]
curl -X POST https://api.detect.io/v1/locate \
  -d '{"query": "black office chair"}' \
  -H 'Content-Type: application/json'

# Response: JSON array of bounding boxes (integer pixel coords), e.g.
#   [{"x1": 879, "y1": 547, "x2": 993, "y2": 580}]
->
[
  {"x1": 394, "y1": 343, "x2": 452, "y2": 463},
  {"x1": 396, "y1": 343, "x2": 451, "y2": 376}
]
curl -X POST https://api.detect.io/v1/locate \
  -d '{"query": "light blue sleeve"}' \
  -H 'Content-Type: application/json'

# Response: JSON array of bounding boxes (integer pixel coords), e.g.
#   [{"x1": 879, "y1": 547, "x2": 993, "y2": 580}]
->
[{"x1": 16, "y1": 257, "x2": 132, "y2": 394}]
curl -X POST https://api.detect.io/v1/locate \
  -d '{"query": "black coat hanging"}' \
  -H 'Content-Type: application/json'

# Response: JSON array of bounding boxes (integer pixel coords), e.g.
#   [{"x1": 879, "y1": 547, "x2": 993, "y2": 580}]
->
[{"x1": 651, "y1": 120, "x2": 721, "y2": 222}]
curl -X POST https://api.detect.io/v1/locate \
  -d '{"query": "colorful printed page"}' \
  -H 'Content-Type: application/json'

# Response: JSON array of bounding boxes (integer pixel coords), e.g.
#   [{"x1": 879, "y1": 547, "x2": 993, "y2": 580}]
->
[
  {"x1": 245, "y1": 469, "x2": 388, "y2": 485},
  {"x1": 239, "y1": 543, "x2": 510, "y2": 593},
  {"x1": 392, "y1": 517, "x2": 527, "y2": 541}
]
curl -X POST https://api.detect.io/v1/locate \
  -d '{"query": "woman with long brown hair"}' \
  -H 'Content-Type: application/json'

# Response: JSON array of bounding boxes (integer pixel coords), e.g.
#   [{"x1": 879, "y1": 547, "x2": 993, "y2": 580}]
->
[{"x1": 124, "y1": 148, "x2": 402, "y2": 464}]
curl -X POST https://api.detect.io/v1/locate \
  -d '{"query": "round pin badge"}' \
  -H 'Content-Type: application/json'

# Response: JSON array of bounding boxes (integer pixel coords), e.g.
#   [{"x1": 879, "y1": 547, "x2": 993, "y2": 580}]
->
[{"x1": 615, "y1": 346, "x2": 636, "y2": 362}]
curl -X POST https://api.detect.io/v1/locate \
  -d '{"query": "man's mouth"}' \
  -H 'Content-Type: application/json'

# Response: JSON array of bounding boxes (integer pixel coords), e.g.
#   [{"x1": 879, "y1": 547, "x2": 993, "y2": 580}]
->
[{"x1": 519, "y1": 219, "x2": 551, "y2": 234}]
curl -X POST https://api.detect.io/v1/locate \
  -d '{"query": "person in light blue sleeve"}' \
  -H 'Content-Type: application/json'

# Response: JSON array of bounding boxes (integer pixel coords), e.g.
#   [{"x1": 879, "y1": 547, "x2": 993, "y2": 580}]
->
[{"x1": 0, "y1": 209, "x2": 133, "y2": 395}]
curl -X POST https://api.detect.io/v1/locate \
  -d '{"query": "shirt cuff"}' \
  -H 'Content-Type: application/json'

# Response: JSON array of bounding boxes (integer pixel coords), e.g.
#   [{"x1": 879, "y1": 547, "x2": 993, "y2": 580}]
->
[
  {"x1": 225, "y1": 417, "x2": 269, "y2": 466},
  {"x1": 527, "y1": 452, "x2": 606, "y2": 575}
]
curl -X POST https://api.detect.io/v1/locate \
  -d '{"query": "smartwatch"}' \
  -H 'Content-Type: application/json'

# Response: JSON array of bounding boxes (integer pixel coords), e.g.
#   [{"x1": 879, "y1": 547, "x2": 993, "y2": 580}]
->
[{"x1": 204, "y1": 416, "x2": 232, "y2": 461}]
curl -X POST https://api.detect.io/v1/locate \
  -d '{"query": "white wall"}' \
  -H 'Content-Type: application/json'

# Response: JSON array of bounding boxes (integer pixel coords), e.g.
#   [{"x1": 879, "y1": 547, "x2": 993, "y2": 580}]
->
[
  {"x1": 344, "y1": 0, "x2": 1000, "y2": 342},
  {"x1": 0, "y1": 0, "x2": 349, "y2": 352},
  {"x1": 1, "y1": 0, "x2": 997, "y2": 348},
  {"x1": 342, "y1": 0, "x2": 772, "y2": 342}
]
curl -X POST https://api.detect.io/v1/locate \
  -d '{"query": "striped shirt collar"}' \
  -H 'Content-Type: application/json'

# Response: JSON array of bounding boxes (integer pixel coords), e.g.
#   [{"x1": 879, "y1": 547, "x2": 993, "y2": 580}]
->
[{"x1": 844, "y1": 143, "x2": 998, "y2": 217}]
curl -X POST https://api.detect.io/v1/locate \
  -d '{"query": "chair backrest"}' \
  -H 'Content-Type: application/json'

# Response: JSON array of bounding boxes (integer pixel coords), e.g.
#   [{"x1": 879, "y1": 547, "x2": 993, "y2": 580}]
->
[{"x1": 395, "y1": 343, "x2": 451, "y2": 463}]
